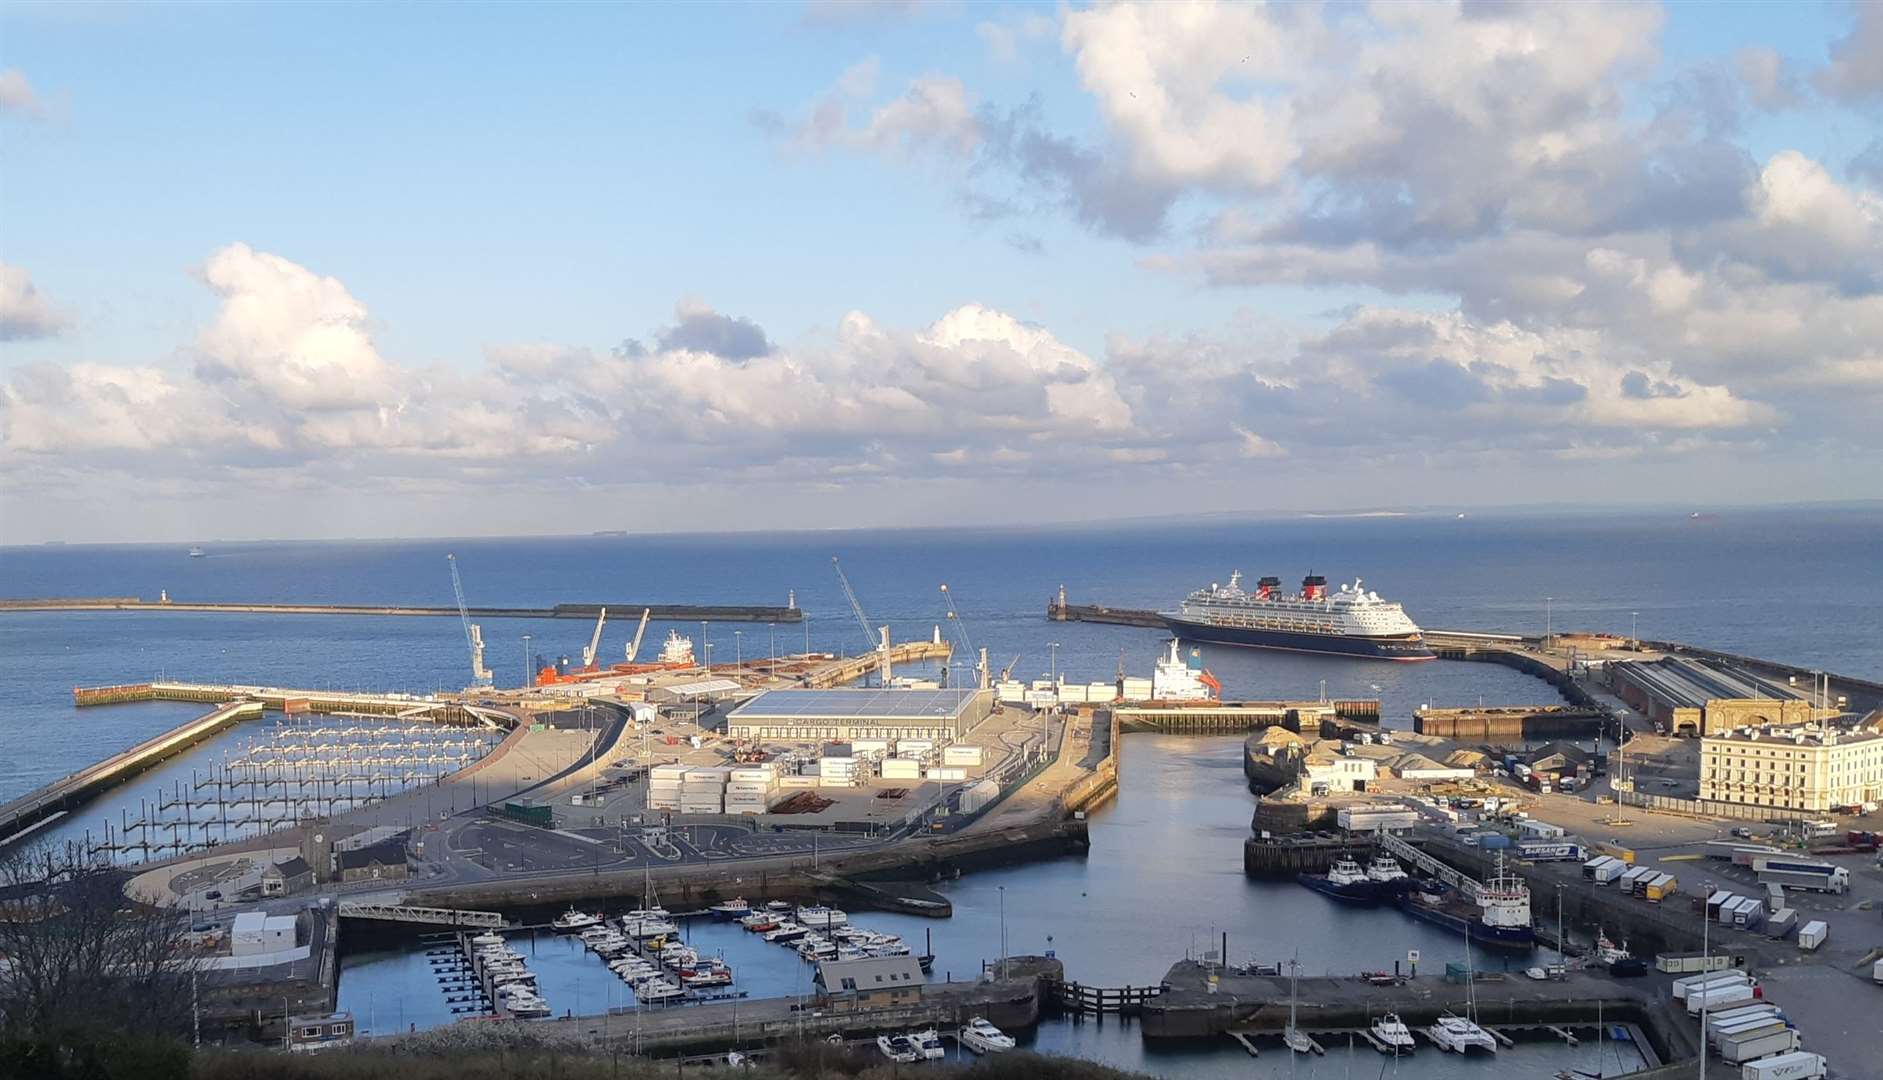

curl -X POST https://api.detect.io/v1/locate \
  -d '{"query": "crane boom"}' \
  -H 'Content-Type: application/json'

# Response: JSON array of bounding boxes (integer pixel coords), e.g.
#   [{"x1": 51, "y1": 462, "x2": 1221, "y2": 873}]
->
[
  {"x1": 447, "y1": 554, "x2": 493, "y2": 686},
  {"x1": 832, "y1": 556, "x2": 890, "y2": 683},
  {"x1": 582, "y1": 607, "x2": 608, "y2": 668},
  {"x1": 625, "y1": 607, "x2": 652, "y2": 662}
]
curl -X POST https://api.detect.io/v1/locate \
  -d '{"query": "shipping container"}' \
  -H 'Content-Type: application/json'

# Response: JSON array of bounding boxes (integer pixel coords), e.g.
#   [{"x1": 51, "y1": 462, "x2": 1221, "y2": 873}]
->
[
  {"x1": 1085, "y1": 682, "x2": 1118, "y2": 703},
  {"x1": 1058, "y1": 685, "x2": 1089, "y2": 703},
  {"x1": 1796, "y1": 920, "x2": 1827, "y2": 950},
  {"x1": 1765, "y1": 909, "x2": 1798, "y2": 939},
  {"x1": 1618, "y1": 865, "x2": 1653, "y2": 893},
  {"x1": 1764, "y1": 882, "x2": 1786, "y2": 914},
  {"x1": 1518, "y1": 820, "x2": 1567, "y2": 840},
  {"x1": 1656, "y1": 953, "x2": 1737, "y2": 974},
  {"x1": 1710, "y1": 1015, "x2": 1788, "y2": 1047},
  {"x1": 1583, "y1": 855, "x2": 1626, "y2": 883},
  {"x1": 941, "y1": 745, "x2": 984, "y2": 766},
  {"x1": 1644, "y1": 873, "x2": 1679, "y2": 902}
]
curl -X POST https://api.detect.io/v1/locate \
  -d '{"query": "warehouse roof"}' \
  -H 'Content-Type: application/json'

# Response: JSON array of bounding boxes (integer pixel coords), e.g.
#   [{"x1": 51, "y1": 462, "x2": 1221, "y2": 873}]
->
[{"x1": 728, "y1": 688, "x2": 983, "y2": 720}]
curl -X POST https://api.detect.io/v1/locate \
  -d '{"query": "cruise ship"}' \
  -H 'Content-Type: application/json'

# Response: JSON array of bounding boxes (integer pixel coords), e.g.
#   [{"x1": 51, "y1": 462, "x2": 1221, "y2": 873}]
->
[{"x1": 1163, "y1": 571, "x2": 1434, "y2": 661}]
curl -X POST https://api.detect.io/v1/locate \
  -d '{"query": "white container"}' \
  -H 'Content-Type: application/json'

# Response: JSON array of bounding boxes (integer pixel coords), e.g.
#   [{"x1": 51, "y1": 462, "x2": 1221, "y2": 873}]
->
[
  {"x1": 881, "y1": 758, "x2": 922, "y2": 779},
  {"x1": 1672, "y1": 971, "x2": 1750, "y2": 1002},
  {"x1": 729, "y1": 767, "x2": 778, "y2": 783},
  {"x1": 942, "y1": 745, "x2": 983, "y2": 766},
  {"x1": 1618, "y1": 865, "x2": 1652, "y2": 893},
  {"x1": 1739, "y1": 1051, "x2": 1826, "y2": 1080},
  {"x1": 817, "y1": 776, "x2": 855, "y2": 788},
  {"x1": 894, "y1": 740, "x2": 934, "y2": 755},
  {"x1": 958, "y1": 778, "x2": 1001, "y2": 815},
  {"x1": 779, "y1": 775, "x2": 818, "y2": 788},
  {"x1": 924, "y1": 767, "x2": 967, "y2": 781},
  {"x1": 851, "y1": 740, "x2": 890, "y2": 757},
  {"x1": 1686, "y1": 984, "x2": 1755, "y2": 1015},
  {"x1": 1720, "y1": 1028, "x2": 1800, "y2": 1064},
  {"x1": 1058, "y1": 685, "x2": 1089, "y2": 703},
  {"x1": 1085, "y1": 682, "x2": 1117, "y2": 703},
  {"x1": 1796, "y1": 920, "x2": 1827, "y2": 950},
  {"x1": 650, "y1": 764, "x2": 691, "y2": 780},
  {"x1": 1121, "y1": 677, "x2": 1153, "y2": 699},
  {"x1": 996, "y1": 681, "x2": 1027, "y2": 703}
]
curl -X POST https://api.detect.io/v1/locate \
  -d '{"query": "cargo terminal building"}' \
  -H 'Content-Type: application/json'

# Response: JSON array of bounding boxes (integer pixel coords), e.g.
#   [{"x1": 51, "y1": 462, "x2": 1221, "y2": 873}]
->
[{"x1": 725, "y1": 688, "x2": 994, "y2": 744}]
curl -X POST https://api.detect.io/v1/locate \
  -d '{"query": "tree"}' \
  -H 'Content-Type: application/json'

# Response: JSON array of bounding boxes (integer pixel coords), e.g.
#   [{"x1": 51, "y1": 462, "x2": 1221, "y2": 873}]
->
[{"x1": 0, "y1": 842, "x2": 198, "y2": 1054}]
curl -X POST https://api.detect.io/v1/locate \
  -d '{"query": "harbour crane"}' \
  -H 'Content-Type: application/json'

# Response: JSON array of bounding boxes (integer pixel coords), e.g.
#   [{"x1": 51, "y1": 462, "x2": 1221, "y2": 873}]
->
[
  {"x1": 832, "y1": 556, "x2": 890, "y2": 684},
  {"x1": 624, "y1": 607, "x2": 651, "y2": 662},
  {"x1": 581, "y1": 607, "x2": 608, "y2": 669},
  {"x1": 446, "y1": 554, "x2": 493, "y2": 687},
  {"x1": 938, "y1": 583, "x2": 981, "y2": 688}
]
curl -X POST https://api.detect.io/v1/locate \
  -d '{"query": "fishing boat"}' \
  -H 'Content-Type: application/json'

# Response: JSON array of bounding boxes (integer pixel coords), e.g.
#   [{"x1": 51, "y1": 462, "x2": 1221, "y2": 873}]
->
[
  {"x1": 188, "y1": 546, "x2": 206, "y2": 558},
  {"x1": 959, "y1": 1017, "x2": 1015, "y2": 1054},
  {"x1": 1370, "y1": 1013, "x2": 1416, "y2": 1053},
  {"x1": 877, "y1": 1034, "x2": 919, "y2": 1063},
  {"x1": 1298, "y1": 856, "x2": 1385, "y2": 906},
  {"x1": 796, "y1": 905, "x2": 848, "y2": 928},
  {"x1": 553, "y1": 909, "x2": 601, "y2": 932},
  {"x1": 708, "y1": 898, "x2": 750, "y2": 921},
  {"x1": 739, "y1": 912, "x2": 780, "y2": 933}
]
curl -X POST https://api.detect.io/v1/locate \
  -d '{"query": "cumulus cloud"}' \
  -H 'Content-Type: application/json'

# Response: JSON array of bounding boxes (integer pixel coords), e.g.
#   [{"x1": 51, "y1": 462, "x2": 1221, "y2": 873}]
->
[
  {"x1": 656, "y1": 299, "x2": 775, "y2": 359},
  {"x1": 0, "y1": 263, "x2": 69, "y2": 340},
  {"x1": 785, "y1": 59, "x2": 980, "y2": 158},
  {"x1": 1816, "y1": 2, "x2": 1883, "y2": 104}
]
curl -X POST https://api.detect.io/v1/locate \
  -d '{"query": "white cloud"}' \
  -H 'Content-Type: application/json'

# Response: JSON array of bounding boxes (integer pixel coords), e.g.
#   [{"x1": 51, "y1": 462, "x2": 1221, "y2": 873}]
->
[
  {"x1": 0, "y1": 263, "x2": 68, "y2": 340},
  {"x1": 977, "y1": 12, "x2": 1055, "y2": 64},
  {"x1": 787, "y1": 61, "x2": 980, "y2": 158},
  {"x1": 1816, "y1": 2, "x2": 1883, "y2": 104}
]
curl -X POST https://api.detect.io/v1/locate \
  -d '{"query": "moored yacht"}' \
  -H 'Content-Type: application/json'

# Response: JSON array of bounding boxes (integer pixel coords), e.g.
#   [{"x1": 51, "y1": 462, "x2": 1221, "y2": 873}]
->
[
  {"x1": 553, "y1": 909, "x2": 601, "y2": 932},
  {"x1": 959, "y1": 1017, "x2": 1015, "y2": 1054},
  {"x1": 1370, "y1": 1013, "x2": 1416, "y2": 1053},
  {"x1": 1428, "y1": 1014, "x2": 1498, "y2": 1054}
]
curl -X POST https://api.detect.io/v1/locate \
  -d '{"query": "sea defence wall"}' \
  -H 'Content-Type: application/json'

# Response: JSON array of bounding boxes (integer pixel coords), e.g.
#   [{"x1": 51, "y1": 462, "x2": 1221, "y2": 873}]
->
[
  {"x1": 71, "y1": 681, "x2": 483, "y2": 723},
  {"x1": 0, "y1": 700, "x2": 263, "y2": 846},
  {"x1": 1413, "y1": 704, "x2": 1606, "y2": 740},
  {"x1": 3, "y1": 597, "x2": 803, "y2": 623}
]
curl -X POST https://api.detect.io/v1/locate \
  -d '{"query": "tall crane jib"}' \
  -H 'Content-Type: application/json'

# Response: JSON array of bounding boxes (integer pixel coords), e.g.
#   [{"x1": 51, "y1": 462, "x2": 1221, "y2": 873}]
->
[
  {"x1": 832, "y1": 556, "x2": 890, "y2": 685},
  {"x1": 625, "y1": 608, "x2": 651, "y2": 663},
  {"x1": 582, "y1": 607, "x2": 608, "y2": 669},
  {"x1": 446, "y1": 553, "x2": 493, "y2": 687}
]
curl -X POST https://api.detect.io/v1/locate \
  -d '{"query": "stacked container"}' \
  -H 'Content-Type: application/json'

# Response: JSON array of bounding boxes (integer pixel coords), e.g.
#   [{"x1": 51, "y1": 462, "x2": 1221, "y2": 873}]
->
[
  {"x1": 851, "y1": 739, "x2": 890, "y2": 760},
  {"x1": 880, "y1": 757, "x2": 923, "y2": 781},
  {"x1": 942, "y1": 745, "x2": 983, "y2": 767},
  {"x1": 680, "y1": 767, "x2": 729, "y2": 814},
  {"x1": 925, "y1": 767, "x2": 968, "y2": 782},
  {"x1": 725, "y1": 764, "x2": 779, "y2": 815},
  {"x1": 1086, "y1": 682, "x2": 1118, "y2": 703},
  {"x1": 648, "y1": 764, "x2": 689, "y2": 810},
  {"x1": 894, "y1": 740, "x2": 935, "y2": 761},
  {"x1": 818, "y1": 756, "x2": 861, "y2": 788}
]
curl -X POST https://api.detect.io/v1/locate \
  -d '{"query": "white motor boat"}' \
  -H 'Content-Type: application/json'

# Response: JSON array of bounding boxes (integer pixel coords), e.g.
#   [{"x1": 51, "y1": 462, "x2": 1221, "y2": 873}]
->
[
  {"x1": 634, "y1": 979, "x2": 686, "y2": 1004},
  {"x1": 959, "y1": 1017, "x2": 1015, "y2": 1054},
  {"x1": 469, "y1": 931, "x2": 505, "y2": 948},
  {"x1": 1428, "y1": 1014, "x2": 1498, "y2": 1054},
  {"x1": 906, "y1": 1029, "x2": 946, "y2": 1060},
  {"x1": 623, "y1": 916, "x2": 679, "y2": 939},
  {"x1": 764, "y1": 922, "x2": 810, "y2": 943},
  {"x1": 553, "y1": 909, "x2": 601, "y2": 932},
  {"x1": 1370, "y1": 1013, "x2": 1416, "y2": 1053},
  {"x1": 876, "y1": 1034, "x2": 919, "y2": 1063},
  {"x1": 708, "y1": 898, "x2": 750, "y2": 920},
  {"x1": 1526, "y1": 966, "x2": 1550, "y2": 981},
  {"x1": 796, "y1": 905, "x2": 848, "y2": 928}
]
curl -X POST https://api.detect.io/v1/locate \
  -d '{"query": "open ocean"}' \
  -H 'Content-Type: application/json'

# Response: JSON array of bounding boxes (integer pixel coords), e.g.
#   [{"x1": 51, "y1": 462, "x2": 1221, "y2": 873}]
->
[{"x1": 1, "y1": 506, "x2": 1877, "y2": 1076}]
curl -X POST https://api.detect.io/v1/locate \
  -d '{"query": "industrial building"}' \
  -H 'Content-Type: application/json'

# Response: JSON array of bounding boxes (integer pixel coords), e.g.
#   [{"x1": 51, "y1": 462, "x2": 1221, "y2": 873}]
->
[
  {"x1": 1700, "y1": 725, "x2": 1883, "y2": 812},
  {"x1": 1608, "y1": 657, "x2": 1831, "y2": 736},
  {"x1": 724, "y1": 687, "x2": 994, "y2": 744}
]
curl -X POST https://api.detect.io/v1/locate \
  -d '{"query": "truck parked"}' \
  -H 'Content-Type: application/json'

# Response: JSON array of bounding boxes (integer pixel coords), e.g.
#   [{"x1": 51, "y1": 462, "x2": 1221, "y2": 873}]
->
[
  {"x1": 1618, "y1": 865, "x2": 1653, "y2": 894},
  {"x1": 1672, "y1": 970, "x2": 1753, "y2": 1002},
  {"x1": 1718, "y1": 1028, "x2": 1801, "y2": 1066},
  {"x1": 1583, "y1": 854, "x2": 1626, "y2": 883},
  {"x1": 1764, "y1": 882, "x2": 1786, "y2": 914},
  {"x1": 1518, "y1": 840, "x2": 1584, "y2": 862},
  {"x1": 1739, "y1": 1051, "x2": 1827, "y2": 1080},
  {"x1": 1643, "y1": 872, "x2": 1680, "y2": 902},
  {"x1": 1754, "y1": 858, "x2": 1850, "y2": 894}
]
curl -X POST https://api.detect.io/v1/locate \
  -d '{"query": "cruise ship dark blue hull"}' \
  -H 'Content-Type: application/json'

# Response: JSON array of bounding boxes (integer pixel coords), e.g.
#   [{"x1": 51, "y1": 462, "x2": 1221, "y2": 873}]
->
[
  {"x1": 1164, "y1": 617, "x2": 1436, "y2": 662},
  {"x1": 1396, "y1": 897, "x2": 1536, "y2": 951}
]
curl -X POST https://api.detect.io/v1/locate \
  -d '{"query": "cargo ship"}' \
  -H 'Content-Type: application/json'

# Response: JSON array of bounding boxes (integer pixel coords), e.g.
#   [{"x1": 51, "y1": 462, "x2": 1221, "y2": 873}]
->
[
  {"x1": 1397, "y1": 856, "x2": 1535, "y2": 951},
  {"x1": 1162, "y1": 571, "x2": 1434, "y2": 661}
]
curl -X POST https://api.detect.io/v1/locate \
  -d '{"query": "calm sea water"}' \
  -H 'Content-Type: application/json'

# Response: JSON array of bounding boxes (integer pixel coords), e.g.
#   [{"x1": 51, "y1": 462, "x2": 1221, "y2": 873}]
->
[{"x1": 2, "y1": 508, "x2": 1875, "y2": 1075}]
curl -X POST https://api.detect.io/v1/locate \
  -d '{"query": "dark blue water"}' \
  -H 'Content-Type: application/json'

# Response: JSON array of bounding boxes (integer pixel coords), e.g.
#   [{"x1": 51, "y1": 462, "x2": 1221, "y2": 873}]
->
[{"x1": 3, "y1": 509, "x2": 1874, "y2": 1075}]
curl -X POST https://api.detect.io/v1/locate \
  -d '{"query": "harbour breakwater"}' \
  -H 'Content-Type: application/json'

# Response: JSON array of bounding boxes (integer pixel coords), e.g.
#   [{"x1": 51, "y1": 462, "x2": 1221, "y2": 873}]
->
[{"x1": 1, "y1": 597, "x2": 803, "y2": 623}]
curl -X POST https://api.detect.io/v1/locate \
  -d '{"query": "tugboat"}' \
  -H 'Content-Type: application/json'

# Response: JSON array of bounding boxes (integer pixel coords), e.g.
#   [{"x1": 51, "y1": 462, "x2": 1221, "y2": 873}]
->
[
  {"x1": 1397, "y1": 854, "x2": 1536, "y2": 951},
  {"x1": 1298, "y1": 856, "x2": 1386, "y2": 906}
]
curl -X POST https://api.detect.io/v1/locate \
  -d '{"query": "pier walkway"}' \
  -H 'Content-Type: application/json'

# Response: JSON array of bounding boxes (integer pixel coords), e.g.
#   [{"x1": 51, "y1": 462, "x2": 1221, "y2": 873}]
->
[{"x1": 0, "y1": 699, "x2": 261, "y2": 846}]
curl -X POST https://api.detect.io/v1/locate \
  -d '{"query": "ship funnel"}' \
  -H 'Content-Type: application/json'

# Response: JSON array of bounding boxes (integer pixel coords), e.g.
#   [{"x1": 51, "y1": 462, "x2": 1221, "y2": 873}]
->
[{"x1": 1302, "y1": 574, "x2": 1327, "y2": 601}]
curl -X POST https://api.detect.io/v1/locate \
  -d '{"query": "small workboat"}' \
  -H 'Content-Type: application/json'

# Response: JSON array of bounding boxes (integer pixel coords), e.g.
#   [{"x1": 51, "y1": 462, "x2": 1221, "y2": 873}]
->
[{"x1": 708, "y1": 898, "x2": 750, "y2": 921}]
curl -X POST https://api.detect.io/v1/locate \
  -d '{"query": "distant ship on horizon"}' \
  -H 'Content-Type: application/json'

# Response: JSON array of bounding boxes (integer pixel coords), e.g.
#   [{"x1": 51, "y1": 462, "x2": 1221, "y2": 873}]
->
[
  {"x1": 187, "y1": 546, "x2": 206, "y2": 558},
  {"x1": 1162, "y1": 571, "x2": 1435, "y2": 662}
]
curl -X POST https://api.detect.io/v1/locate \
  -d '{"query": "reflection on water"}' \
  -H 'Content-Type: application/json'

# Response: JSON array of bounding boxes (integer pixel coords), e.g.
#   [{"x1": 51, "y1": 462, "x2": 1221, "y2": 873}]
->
[{"x1": 338, "y1": 734, "x2": 1647, "y2": 1078}]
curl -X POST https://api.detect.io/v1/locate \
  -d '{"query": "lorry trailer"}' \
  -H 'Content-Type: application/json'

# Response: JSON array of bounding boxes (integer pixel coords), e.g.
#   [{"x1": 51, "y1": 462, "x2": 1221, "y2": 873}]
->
[
  {"x1": 1687, "y1": 983, "x2": 1759, "y2": 1014},
  {"x1": 1739, "y1": 1051, "x2": 1826, "y2": 1080},
  {"x1": 1753, "y1": 858, "x2": 1851, "y2": 894},
  {"x1": 1672, "y1": 970, "x2": 1752, "y2": 1002},
  {"x1": 1719, "y1": 1028, "x2": 1801, "y2": 1065}
]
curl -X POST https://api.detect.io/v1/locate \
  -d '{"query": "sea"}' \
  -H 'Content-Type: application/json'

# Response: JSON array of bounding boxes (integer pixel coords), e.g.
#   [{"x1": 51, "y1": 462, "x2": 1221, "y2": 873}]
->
[{"x1": 2, "y1": 505, "x2": 1879, "y2": 1076}]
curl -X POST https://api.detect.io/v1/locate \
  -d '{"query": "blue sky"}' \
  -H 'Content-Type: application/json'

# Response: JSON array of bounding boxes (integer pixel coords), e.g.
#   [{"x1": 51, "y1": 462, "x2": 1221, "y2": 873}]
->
[{"x1": 2, "y1": 1, "x2": 1881, "y2": 542}]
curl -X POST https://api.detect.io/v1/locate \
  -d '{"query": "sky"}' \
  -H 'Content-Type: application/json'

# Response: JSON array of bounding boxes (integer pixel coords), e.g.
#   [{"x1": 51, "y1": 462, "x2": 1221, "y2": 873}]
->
[{"x1": 1, "y1": 0, "x2": 1880, "y2": 544}]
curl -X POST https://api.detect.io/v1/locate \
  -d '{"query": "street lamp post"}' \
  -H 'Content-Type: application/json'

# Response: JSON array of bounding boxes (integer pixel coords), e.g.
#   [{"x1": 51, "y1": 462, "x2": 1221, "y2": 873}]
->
[
  {"x1": 700, "y1": 621, "x2": 709, "y2": 668},
  {"x1": 735, "y1": 630, "x2": 743, "y2": 670},
  {"x1": 1049, "y1": 642, "x2": 1060, "y2": 685},
  {"x1": 1630, "y1": 611, "x2": 1639, "y2": 650},
  {"x1": 521, "y1": 634, "x2": 532, "y2": 689},
  {"x1": 1545, "y1": 597, "x2": 1554, "y2": 641},
  {"x1": 769, "y1": 622, "x2": 775, "y2": 664},
  {"x1": 998, "y1": 885, "x2": 1007, "y2": 981}
]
